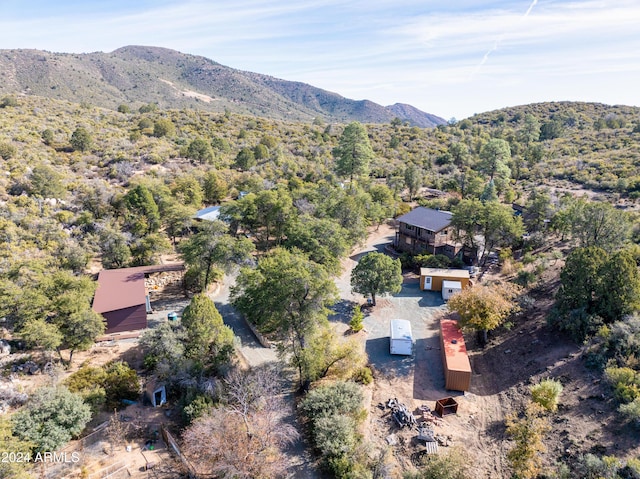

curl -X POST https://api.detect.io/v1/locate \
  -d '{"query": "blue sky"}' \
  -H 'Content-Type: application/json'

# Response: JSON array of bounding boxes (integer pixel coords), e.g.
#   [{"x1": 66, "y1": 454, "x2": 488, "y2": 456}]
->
[{"x1": 1, "y1": 0, "x2": 639, "y2": 120}]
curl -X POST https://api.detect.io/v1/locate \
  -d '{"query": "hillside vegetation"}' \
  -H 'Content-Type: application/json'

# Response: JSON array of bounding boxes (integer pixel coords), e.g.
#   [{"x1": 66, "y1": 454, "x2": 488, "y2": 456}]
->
[
  {"x1": 0, "y1": 46, "x2": 445, "y2": 127},
  {"x1": 1, "y1": 93, "x2": 640, "y2": 479}
]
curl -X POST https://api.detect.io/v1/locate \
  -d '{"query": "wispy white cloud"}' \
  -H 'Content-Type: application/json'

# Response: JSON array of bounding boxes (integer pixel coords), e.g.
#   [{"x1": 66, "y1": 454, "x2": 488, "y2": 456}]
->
[{"x1": 0, "y1": 0, "x2": 639, "y2": 118}]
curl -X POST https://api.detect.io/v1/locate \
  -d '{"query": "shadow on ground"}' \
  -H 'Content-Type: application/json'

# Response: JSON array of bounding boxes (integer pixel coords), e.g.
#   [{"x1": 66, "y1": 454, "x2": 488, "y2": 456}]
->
[
  {"x1": 348, "y1": 237, "x2": 394, "y2": 262},
  {"x1": 412, "y1": 337, "x2": 458, "y2": 401},
  {"x1": 366, "y1": 337, "x2": 415, "y2": 379},
  {"x1": 215, "y1": 301, "x2": 259, "y2": 348},
  {"x1": 328, "y1": 299, "x2": 359, "y2": 325}
]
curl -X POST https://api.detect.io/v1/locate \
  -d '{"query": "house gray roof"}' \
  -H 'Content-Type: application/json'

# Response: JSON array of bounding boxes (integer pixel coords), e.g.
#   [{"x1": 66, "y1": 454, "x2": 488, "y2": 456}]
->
[{"x1": 396, "y1": 207, "x2": 452, "y2": 232}]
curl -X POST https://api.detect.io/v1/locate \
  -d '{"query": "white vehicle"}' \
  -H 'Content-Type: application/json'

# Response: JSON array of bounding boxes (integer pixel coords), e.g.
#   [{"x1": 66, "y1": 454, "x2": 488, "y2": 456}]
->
[{"x1": 390, "y1": 319, "x2": 413, "y2": 355}]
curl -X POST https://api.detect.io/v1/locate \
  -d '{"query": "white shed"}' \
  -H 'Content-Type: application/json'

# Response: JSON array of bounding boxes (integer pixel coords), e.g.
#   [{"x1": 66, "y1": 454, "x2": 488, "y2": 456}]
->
[
  {"x1": 146, "y1": 381, "x2": 167, "y2": 407},
  {"x1": 390, "y1": 319, "x2": 413, "y2": 355},
  {"x1": 441, "y1": 280, "x2": 462, "y2": 301}
]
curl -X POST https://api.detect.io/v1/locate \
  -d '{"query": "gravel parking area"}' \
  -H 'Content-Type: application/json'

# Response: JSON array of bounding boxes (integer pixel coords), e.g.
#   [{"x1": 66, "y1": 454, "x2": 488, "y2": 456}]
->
[{"x1": 364, "y1": 282, "x2": 453, "y2": 401}]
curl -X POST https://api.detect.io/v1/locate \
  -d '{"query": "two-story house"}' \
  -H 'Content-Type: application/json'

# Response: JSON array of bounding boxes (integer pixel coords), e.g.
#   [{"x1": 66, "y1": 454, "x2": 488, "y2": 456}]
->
[{"x1": 394, "y1": 207, "x2": 461, "y2": 259}]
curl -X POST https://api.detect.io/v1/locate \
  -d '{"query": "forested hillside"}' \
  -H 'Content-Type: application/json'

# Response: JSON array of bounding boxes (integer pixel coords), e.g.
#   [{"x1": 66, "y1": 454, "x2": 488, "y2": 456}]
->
[
  {"x1": 0, "y1": 46, "x2": 445, "y2": 127},
  {"x1": 1, "y1": 94, "x2": 640, "y2": 479}
]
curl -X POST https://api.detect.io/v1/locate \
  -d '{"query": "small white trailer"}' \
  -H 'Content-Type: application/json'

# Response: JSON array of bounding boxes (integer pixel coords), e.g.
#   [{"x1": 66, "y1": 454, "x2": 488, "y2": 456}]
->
[
  {"x1": 441, "y1": 280, "x2": 463, "y2": 301},
  {"x1": 390, "y1": 319, "x2": 413, "y2": 355}
]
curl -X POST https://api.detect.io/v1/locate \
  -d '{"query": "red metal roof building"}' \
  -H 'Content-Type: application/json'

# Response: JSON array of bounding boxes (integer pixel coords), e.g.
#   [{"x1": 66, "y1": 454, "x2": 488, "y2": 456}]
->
[{"x1": 93, "y1": 264, "x2": 184, "y2": 334}]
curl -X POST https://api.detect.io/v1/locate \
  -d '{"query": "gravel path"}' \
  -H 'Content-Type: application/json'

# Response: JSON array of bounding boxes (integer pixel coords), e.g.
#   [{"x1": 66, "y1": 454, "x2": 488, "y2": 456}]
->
[{"x1": 210, "y1": 274, "x2": 279, "y2": 367}]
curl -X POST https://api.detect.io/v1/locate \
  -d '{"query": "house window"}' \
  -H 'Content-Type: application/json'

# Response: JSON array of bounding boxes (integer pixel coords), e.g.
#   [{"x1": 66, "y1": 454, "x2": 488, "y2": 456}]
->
[
  {"x1": 425, "y1": 277, "x2": 431, "y2": 284},
  {"x1": 405, "y1": 224, "x2": 414, "y2": 231},
  {"x1": 447, "y1": 289, "x2": 454, "y2": 294},
  {"x1": 405, "y1": 236, "x2": 411, "y2": 244}
]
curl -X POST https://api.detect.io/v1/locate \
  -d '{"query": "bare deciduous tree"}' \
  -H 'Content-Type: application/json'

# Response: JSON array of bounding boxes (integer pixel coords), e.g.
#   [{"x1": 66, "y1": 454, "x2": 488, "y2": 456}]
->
[
  {"x1": 106, "y1": 410, "x2": 131, "y2": 453},
  {"x1": 182, "y1": 366, "x2": 298, "y2": 479}
]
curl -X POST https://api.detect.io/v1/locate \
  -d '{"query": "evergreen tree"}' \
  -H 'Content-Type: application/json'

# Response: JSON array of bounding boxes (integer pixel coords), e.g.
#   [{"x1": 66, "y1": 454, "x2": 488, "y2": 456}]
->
[
  {"x1": 351, "y1": 252, "x2": 402, "y2": 306},
  {"x1": 70, "y1": 127, "x2": 93, "y2": 152},
  {"x1": 181, "y1": 294, "x2": 234, "y2": 367},
  {"x1": 334, "y1": 121, "x2": 374, "y2": 186}
]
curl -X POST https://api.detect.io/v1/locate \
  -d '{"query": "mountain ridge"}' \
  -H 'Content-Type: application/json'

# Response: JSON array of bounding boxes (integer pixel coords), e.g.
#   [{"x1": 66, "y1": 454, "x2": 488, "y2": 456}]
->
[{"x1": 0, "y1": 45, "x2": 445, "y2": 127}]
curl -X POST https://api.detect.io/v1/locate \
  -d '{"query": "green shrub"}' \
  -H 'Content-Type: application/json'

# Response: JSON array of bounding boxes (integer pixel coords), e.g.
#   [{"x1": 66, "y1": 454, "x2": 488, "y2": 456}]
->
[
  {"x1": 0, "y1": 95, "x2": 18, "y2": 108},
  {"x1": 41, "y1": 129, "x2": 55, "y2": 145},
  {"x1": 138, "y1": 103, "x2": 157, "y2": 113},
  {"x1": 141, "y1": 153, "x2": 161, "y2": 165},
  {"x1": 70, "y1": 127, "x2": 92, "y2": 152},
  {"x1": 299, "y1": 381, "x2": 364, "y2": 473},
  {"x1": 103, "y1": 361, "x2": 140, "y2": 407},
  {"x1": 395, "y1": 202, "x2": 411, "y2": 217},
  {"x1": 326, "y1": 455, "x2": 352, "y2": 478},
  {"x1": 575, "y1": 454, "x2": 623, "y2": 479},
  {"x1": 421, "y1": 254, "x2": 451, "y2": 268},
  {"x1": 619, "y1": 397, "x2": 640, "y2": 426},
  {"x1": 182, "y1": 395, "x2": 213, "y2": 424},
  {"x1": 530, "y1": 379, "x2": 563, "y2": 412},
  {"x1": 65, "y1": 364, "x2": 108, "y2": 412},
  {"x1": 13, "y1": 386, "x2": 91, "y2": 453},
  {"x1": 300, "y1": 381, "x2": 363, "y2": 420},
  {"x1": 605, "y1": 366, "x2": 640, "y2": 403},
  {"x1": 352, "y1": 366, "x2": 373, "y2": 385},
  {"x1": 404, "y1": 447, "x2": 470, "y2": 479},
  {"x1": 516, "y1": 269, "x2": 536, "y2": 287},
  {"x1": 314, "y1": 414, "x2": 357, "y2": 457},
  {"x1": 153, "y1": 119, "x2": 176, "y2": 138},
  {"x1": 349, "y1": 305, "x2": 364, "y2": 332},
  {"x1": 499, "y1": 248, "x2": 513, "y2": 263},
  {"x1": 0, "y1": 142, "x2": 17, "y2": 160}
]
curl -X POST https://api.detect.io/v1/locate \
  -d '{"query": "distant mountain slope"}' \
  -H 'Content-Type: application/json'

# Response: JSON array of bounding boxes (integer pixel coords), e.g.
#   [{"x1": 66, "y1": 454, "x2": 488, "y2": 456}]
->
[{"x1": 0, "y1": 45, "x2": 445, "y2": 127}]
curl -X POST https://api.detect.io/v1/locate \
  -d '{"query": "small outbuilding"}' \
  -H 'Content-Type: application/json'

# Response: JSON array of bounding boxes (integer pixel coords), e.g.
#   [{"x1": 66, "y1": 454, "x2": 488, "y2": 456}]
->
[
  {"x1": 439, "y1": 319, "x2": 471, "y2": 391},
  {"x1": 420, "y1": 268, "x2": 470, "y2": 292},
  {"x1": 92, "y1": 264, "x2": 184, "y2": 334},
  {"x1": 390, "y1": 319, "x2": 413, "y2": 356},
  {"x1": 441, "y1": 280, "x2": 462, "y2": 301},
  {"x1": 146, "y1": 381, "x2": 167, "y2": 407},
  {"x1": 193, "y1": 205, "x2": 221, "y2": 222}
]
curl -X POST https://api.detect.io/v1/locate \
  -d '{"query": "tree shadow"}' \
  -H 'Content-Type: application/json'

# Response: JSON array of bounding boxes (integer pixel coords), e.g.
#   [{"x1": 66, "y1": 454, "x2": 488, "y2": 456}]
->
[
  {"x1": 468, "y1": 320, "x2": 579, "y2": 396},
  {"x1": 214, "y1": 301, "x2": 265, "y2": 349},
  {"x1": 328, "y1": 299, "x2": 358, "y2": 325},
  {"x1": 411, "y1": 337, "x2": 462, "y2": 402},
  {"x1": 393, "y1": 283, "x2": 426, "y2": 298},
  {"x1": 366, "y1": 337, "x2": 414, "y2": 379},
  {"x1": 348, "y1": 237, "x2": 394, "y2": 262}
]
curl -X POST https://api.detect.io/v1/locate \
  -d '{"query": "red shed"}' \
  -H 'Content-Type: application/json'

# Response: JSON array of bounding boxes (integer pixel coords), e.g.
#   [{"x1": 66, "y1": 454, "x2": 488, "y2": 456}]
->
[
  {"x1": 92, "y1": 265, "x2": 184, "y2": 334},
  {"x1": 439, "y1": 319, "x2": 471, "y2": 391}
]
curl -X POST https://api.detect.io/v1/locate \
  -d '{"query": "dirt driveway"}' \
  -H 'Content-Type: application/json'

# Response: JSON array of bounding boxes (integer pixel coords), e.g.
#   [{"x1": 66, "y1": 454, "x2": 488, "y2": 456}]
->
[{"x1": 334, "y1": 224, "x2": 511, "y2": 477}]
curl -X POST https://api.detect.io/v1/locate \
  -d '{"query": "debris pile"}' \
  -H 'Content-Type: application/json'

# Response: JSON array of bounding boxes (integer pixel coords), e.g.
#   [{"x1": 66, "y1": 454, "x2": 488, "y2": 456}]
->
[
  {"x1": 387, "y1": 398, "x2": 417, "y2": 428},
  {"x1": 383, "y1": 398, "x2": 453, "y2": 455},
  {"x1": 145, "y1": 271, "x2": 184, "y2": 290}
]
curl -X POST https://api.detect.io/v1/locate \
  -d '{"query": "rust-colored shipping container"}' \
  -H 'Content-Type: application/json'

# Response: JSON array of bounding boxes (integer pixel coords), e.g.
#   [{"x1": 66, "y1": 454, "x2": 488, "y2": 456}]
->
[{"x1": 439, "y1": 319, "x2": 471, "y2": 391}]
